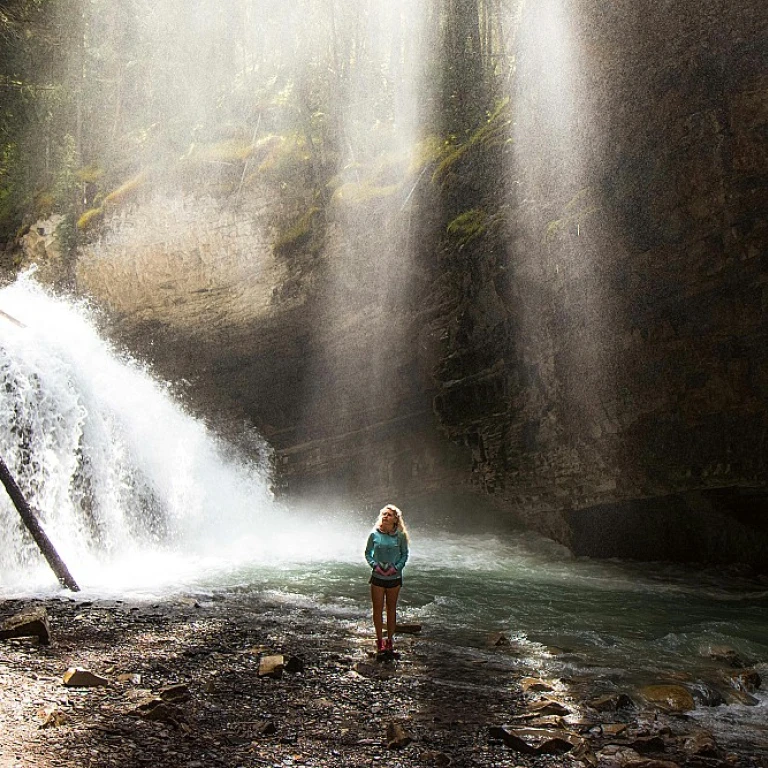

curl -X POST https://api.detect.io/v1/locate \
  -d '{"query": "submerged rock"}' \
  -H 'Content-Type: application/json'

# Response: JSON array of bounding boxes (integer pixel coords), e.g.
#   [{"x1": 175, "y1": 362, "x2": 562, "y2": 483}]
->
[{"x1": 683, "y1": 731, "x2": 718, "y2": 758}]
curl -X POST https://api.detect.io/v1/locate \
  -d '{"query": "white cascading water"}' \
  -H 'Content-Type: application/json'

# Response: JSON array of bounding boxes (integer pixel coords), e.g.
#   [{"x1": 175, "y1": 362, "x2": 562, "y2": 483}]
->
[{"x1": 0, "y1": 274, "x2": 362, "y2": 598}]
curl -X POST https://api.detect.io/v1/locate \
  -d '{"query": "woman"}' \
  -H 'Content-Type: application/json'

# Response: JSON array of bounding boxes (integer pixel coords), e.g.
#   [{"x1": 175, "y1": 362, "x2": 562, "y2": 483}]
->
[{"x1": 364, "y1": 503, "x2": 409, "y2": 653}]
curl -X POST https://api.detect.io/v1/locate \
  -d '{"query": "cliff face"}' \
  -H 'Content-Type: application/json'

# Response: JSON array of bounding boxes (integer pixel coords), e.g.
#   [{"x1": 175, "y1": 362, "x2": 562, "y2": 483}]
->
[
  {"x1": 75, "y1": 191, "x2": 473, "y2": 511},
  {"x1": 429, "y1": 0, "x2": 768, "y2": 562},
  {"x1": 72, "y1": 0, "x2": 768, "y2": 565}
]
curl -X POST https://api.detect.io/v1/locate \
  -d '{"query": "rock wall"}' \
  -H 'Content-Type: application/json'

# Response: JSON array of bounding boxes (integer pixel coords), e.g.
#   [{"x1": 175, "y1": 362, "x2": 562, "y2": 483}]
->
[
  {"x1": 70, "y1": 0, "x2": 768, "y2": 566},
  {"x1": 428, "y1": 0, "x2": 768, "y2": 563},
  {"x1": 75, "y1": 191, "x2": 474, "y2": 513}
]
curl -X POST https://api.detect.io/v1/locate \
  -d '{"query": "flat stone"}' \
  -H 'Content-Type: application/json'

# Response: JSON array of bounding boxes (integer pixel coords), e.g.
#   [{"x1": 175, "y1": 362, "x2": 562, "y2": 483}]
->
[
  {"x1": 395, "y1": 623, "x2": 422, "y2": 634},
  {"x1": 521, "y1": 676, "x2": 554, "y2": 693},
  {"x1": 62, "y1": 667, "x2": 109, "y2": 687},
  {"x1": 489, "y1": 725, "x2": 584, "y2": 755},
  {"x1": 160, "y1": 683, "x2": 191, "y2": 701}
]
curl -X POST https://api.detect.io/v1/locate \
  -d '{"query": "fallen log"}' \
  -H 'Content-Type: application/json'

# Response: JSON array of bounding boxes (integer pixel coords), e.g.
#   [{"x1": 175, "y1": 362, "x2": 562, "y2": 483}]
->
[{"x1": 0, "y1": 455, "x2": 80, "y2": 591}]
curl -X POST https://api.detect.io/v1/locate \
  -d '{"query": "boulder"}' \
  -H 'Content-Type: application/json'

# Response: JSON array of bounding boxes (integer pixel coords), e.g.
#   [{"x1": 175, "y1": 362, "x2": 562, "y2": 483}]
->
[
  {"x1": 638, "y1": 685, "x2": 694, "y2": 713},
  {"x1": 0, "y1": 607, "x2": 51, "y2": 645}
]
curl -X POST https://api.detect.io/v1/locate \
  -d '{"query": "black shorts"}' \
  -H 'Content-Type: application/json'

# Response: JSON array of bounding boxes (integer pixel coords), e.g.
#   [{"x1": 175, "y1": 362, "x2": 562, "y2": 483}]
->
[{"x1": 369, "y1": 574, "x2": 403, "y2": 588}]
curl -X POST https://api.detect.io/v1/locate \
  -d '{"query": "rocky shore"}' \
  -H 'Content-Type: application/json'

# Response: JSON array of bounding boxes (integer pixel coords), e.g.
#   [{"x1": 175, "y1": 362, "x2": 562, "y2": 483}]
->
[{"x1": 0, "y1": 596, "x2": 764, "y2": 768}]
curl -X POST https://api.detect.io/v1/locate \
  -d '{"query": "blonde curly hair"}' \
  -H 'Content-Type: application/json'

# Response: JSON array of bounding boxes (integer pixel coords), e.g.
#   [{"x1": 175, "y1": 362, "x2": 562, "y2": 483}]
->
[{"x1": 376, "y1": 503, "x2": 409, "y2": 543}]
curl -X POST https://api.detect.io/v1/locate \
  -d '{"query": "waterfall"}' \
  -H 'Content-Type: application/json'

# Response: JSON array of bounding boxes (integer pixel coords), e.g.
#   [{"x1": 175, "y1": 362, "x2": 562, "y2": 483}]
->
[{"x1": 0, "y1": 274, "x2": 278, "y2": 596}]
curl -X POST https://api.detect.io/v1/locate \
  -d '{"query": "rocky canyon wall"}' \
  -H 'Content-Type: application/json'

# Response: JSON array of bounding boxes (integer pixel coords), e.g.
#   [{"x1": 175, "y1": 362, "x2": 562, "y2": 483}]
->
[
  {"x1": 429, "y1": 0, "x2": 768, "y2": 564},
  {"x1": 58, "y1": 0, "x2": 768, "y2": 566}
]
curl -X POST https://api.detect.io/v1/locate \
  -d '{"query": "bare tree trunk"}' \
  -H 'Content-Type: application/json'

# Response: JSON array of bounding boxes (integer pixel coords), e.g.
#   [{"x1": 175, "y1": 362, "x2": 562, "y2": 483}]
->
[{"x1": 0, "y1": 456, "x2": 80, "y2": 592}]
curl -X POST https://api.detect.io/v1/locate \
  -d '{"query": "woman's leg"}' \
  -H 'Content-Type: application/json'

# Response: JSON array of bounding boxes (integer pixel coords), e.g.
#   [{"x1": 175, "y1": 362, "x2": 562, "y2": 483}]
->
[
  {"x1": 384, "y1": 585, "x2": 401, "y2": 644},
  {"x1": 370, "y1": 584, "x2": 385, "y2": 644}
]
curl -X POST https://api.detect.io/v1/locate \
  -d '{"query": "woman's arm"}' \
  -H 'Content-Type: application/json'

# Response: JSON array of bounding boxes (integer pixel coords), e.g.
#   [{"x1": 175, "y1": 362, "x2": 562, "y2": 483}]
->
[{"x1": 364, "y1": 532, "x2": 377, "y2": 568}]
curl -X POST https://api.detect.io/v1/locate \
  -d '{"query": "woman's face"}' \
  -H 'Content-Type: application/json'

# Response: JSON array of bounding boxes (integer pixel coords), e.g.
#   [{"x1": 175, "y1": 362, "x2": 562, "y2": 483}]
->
[{"x1": 380, "y1": 508, "x2": 398, "y2": 532}]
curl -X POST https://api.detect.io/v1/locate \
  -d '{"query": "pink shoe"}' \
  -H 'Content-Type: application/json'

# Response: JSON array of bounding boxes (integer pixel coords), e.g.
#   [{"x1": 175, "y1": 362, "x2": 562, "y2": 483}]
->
[
  {"x1": 377, "y1": 638, "x2": 387, "y2": 653},
  {"x1": 385, "y1": 638, "x2": 394, "y2": 652}
]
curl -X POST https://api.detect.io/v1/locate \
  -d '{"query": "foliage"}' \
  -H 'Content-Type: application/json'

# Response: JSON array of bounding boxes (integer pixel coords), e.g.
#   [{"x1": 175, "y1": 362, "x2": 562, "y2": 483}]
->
[
  {"x1": 273, "y1": 205, "x2": 321, "y2": 257},
  {"x1": 446, "y1": 208, "x2": 488, "y2": 246},
  {"x1": 0, "y1": 0, "x2": 523, "y2": 247},
  {"x1": 544, "y1": 187, "x2": 600, "y2": 242},
  {"x1": 432, "y1": 98, "x2": 512, "y2": 186}
]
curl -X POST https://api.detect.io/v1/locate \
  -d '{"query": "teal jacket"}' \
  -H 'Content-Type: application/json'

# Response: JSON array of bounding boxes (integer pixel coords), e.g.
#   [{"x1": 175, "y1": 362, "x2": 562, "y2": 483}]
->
[{"x1": 365, "y1": 529, "x2": 409, "y2": 582}]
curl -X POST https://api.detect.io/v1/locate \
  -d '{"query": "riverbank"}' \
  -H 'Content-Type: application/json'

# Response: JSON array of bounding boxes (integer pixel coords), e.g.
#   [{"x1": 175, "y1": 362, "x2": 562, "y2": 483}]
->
[{"x1": 0, "y1": 595, "x2": 764, "y2": 768}]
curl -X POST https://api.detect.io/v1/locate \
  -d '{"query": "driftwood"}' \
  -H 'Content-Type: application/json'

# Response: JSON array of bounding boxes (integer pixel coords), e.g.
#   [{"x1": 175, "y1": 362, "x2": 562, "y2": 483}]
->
[{"x1": 0, "y1": 455, "x2": 80, "y2": 591}]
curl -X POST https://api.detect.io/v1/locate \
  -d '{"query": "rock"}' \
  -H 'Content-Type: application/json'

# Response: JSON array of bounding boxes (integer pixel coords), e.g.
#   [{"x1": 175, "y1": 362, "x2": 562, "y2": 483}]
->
[
  {"x1": 600, "y1": 724, "x2": 628, "y2": 737},
  {"x1": 159, "y1": 683, "x2": 191, "y2": 702},
  {"x1": 62, "y1": 667, "x2": 109, "y2": 687},
  {"x1": 588, "y1": 693, "x2": 635, "y2": 712},
  {"x1": 252, "y1": 719, "x2": 277, "y2": 736},
  {"x1": 629, "y1": 736, "x2": 666, "y2": 754},
  {"x1": 489, "y1": 726, "x2": 584, "y2": 755},
  {"x1": 519, "y1": 697, "x2": 571, "y2": 717},
  {"x1": 37, "y1": 705, "x2": 67, "y2": 728},
  {"x1": 623, "y1": 761, "x2": 680, "y2": 768},
  {"x1": 525, "y1": 715, "x2": 566, "y2": 729},
  {"x1": 284, "y1": 655, "x2": 304, "y2": 673},
  {"x1": 386, "y1": 721, "x2": 413, "y2": 749},
  {"x1": 0, "y1": 607, "x2": 51, "y2": 645},
  {"x1": 420, "y1": 750, "x2": 451, "y2": 766},
  {"x1": 638, "y1": 685, "x2": 694, "y2": 713},
  {"x1": 258, "y1": 654, "x2": 284, "y2": 678},
  {"x1": 133, "y1": 698, "x2": 184, "y2": 726},
  {"x1": 521, "y1": 676, "x2": 554, "y2": 693},
  {"x1": 689, "y1": 681, "x2": 725, "y2": 707},
  {"x1": 731, "y1": 668, "x2": 761, "y2": 692},
  {"x1": 683, "y1": 731, "x2": 718, "y2": 758},
  {"x1": 702, "y1": 645, "x2": 747, "y2": 668},
  {"x1": 117, "y1": 673, "x2": 142, "y2": 685},
  {"x1": 721, "y1": 686, "x2": 759, "y2": 706},
  {"x1": 19, "y1": 215, "x2": 64, "y2": 267},
  {"x1": 395, "y1": 623, "x2": 422, "y2": 634},
  {"x1": 596, "y1": 745, "x2": 642, "y2": 767}
]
